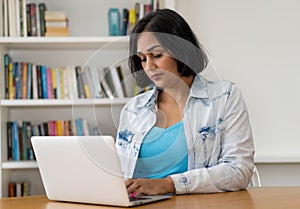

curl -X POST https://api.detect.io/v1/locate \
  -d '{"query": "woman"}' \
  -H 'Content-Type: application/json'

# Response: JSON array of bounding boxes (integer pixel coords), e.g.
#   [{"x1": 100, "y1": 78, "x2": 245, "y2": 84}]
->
[{"x1": 116, "y1": 9, "x2": 254, "y2": 196}]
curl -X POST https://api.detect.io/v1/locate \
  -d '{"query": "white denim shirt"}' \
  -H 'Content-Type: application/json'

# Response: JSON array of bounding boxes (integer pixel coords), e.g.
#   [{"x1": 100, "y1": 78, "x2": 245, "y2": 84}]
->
[{"x1": 116, "y1": 75, "x2": 254, "y2": 194}]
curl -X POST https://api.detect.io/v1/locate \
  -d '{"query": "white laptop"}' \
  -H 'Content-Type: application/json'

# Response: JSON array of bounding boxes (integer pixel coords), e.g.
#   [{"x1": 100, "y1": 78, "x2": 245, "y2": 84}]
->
[{"x1": 31, "y1": 135, "x2": 172, "y2": 207}]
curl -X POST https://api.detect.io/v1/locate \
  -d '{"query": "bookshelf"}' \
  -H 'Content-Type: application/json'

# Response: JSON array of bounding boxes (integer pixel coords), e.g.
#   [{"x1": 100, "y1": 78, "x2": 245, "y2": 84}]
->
[{"x1": 0, "y1": 0, "x2": 176, "y2": 198}]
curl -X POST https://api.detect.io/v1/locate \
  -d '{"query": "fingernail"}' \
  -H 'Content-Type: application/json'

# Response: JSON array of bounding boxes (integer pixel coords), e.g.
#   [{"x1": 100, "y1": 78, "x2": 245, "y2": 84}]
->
[{"x1": 130, "y1": 192, "x2": 137, "y2": 197}]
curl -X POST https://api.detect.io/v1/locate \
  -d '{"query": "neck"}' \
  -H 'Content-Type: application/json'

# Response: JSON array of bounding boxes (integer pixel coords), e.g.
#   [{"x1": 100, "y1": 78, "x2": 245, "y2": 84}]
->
[{"x1": 158, "y1": 76, "x2": 194, "y2": 108}]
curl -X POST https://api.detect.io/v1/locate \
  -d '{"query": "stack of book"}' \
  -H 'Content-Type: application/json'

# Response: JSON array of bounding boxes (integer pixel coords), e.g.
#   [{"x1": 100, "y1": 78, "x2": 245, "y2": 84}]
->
[
  {"x1": 3, "y1": 54, "x2": 130, "y2": 100},
  {"x1": 108, "y1": 0, "x2": 159, "y2": 36},
  {"x1": 8, "y1": 181, "x2": 31, "y2": 197},
  {"x1": 44, "y1": 11, "x2": 69, "y2": 37},
  {"x1": 1, "y1": 1, "x2": 47, "y2": 37}
]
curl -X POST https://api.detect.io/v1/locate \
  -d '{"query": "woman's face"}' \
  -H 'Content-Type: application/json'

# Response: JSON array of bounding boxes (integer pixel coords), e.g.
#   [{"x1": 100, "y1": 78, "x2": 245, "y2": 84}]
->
[{"x1": 136, "y1": 32, "x2": 181, "y2": 89}]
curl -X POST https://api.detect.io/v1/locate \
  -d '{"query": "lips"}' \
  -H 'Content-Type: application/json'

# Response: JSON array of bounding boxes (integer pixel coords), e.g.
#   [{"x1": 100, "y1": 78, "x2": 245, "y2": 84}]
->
[{"x1": 151, "y1": 72, "x2": 163, "y2": 80}]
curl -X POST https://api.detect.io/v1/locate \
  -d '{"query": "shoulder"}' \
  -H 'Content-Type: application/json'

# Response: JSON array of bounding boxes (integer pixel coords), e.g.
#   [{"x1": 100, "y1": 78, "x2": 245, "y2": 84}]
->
[{"x1": 122, "y1": 89, "x2": 156, "y2": 114}]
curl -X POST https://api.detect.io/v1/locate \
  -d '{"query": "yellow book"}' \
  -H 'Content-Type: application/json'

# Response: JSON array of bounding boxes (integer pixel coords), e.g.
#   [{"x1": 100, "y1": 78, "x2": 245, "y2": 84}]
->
[
  {"x1": 59, "y1": 68, "x2": 64, "y2": 99},
  {"x1": 8, "y1": 62, "x2": 14, "y2": 99},
  {"x1": 51, "y1": 68, "x2": 57, "y2": 99},
  {"x1": 57, "y1": 120, "x2": 62, "y2": 136}
]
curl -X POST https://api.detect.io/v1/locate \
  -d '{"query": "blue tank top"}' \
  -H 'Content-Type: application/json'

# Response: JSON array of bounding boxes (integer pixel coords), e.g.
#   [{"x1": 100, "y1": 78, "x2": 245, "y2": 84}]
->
[{"x1": 133, "y1": 121, "x2": 188, "y2": 178}]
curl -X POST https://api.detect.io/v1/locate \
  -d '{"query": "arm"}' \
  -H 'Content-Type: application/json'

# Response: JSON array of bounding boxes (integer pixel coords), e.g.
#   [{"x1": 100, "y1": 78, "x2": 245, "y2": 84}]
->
[{"x1": 170, "y1": 84, "x2": 255, "y2": 194}]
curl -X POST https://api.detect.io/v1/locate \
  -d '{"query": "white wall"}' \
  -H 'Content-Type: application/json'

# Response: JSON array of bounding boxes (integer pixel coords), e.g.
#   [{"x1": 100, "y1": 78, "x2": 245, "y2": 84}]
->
[{"x1": 175, "y1": 0, "x2": 300, "y2": 185}]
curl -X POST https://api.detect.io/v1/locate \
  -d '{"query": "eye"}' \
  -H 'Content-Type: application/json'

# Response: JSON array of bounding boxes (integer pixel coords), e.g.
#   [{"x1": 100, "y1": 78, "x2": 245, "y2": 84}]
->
[
  {"x1": 137, "y1": 55, "x2": 146, "y2": 62},
  {"x1": 140, "y1": 57, "x2": 147, "y2": 62},
  {"x1": 153, "y1": 53, "x2": 162, "y2": 59}
]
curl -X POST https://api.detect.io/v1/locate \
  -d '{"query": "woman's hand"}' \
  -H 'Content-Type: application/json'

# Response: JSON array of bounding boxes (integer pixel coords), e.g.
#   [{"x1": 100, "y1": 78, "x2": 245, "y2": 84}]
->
[{"x1": 125, "y1": 177, "x2": 175, "y2": 196}]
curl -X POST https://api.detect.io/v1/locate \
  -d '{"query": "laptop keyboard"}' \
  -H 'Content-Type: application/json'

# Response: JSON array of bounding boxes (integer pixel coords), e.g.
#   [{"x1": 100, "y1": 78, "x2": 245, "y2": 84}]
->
[{"x1": 129, "y1": 196, "x2": 151, "y2": 202}]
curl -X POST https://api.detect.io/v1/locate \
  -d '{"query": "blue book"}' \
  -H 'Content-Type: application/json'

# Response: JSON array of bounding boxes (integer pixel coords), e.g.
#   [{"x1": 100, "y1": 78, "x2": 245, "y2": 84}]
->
[
  {"x1": 14, "y1": 62, "x2": 21, "y2": 99},
  {"x1": 41, "y1": 65, "x2": 47, "y2": 99},
  {"x1": 75, "y1": 118, "x2": 83, "y2": 136},
  {"x1": 121, "y1": 8, "x2": 129, "y2": 36},
  {"x1": 108, "y1": 8, "x2": 120, "y2": 36},
  {"x1": 12, "y1": 121, "x2": 20, "y2": 161},
  {"x1": 27, "y1": 63, "x2": 32, "y2": 99}
]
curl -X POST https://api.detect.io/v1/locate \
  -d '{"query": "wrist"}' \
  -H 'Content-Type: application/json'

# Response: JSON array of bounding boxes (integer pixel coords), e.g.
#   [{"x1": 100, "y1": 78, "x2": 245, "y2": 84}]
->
[{"x1": 166, "y1": 176, "x2": 175, "y2": 194}]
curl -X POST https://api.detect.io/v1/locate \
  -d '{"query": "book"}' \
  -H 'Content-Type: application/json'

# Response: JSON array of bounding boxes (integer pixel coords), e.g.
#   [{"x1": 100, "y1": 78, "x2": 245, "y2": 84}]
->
[
  {"x1": 4, "y1": 54, "x2": 10, "y2": 98},
  {"x1": 62, "y1": 67, "x2": 69, "y2": 99},
  {"x1": 36, "y1": 65, "x2": 43, "y2": 99},
  {"x1": 45, "y1": 20, "x2": 68, "y2": 28},
  {"x1": 14, "y1": 62, "x2": 21, "y2": 99},
  {"x1": 46, "y1": 67, "x2": 53, "y2": 99},
  {"x1": 22, "y1": 121, "x2": 28, "y2": 160},
  {"x1": 20, "y1": 0, "x2": 27, "y2": 37},
  {"x1": 44, "y1": 11, "x2": 67, "y2": 21},
  {"x1": 12, "y1": 121, "x2": 20, "y2": 161},
  {"x1": 38, "y1": 3, "x2": 46, "y2": 36},
  {"x1": 135, "y1": 2, "x2": 140, "y2": 21},
  {"x1": 3, "y1": 0, "x2": 9, "y2": 36},
  {"x1": 89, "y1": 67, "x2": 106, "y2": 98},
  {"x1": 35, "y1": 3, "x2": 41, "y2": 36},
  {"x1": 27, "y1": 63, "x2": 32, "y2": 99},
  {"x1": 31, "y1": 64, "x2": 38, "y2": 99},
  {"x1": 85, "y1": 67, "x2": 95, "y2": 98},
  {"x1": 116, "y1": 66, "x2": 128, "y2": 97},
  {"x1": 26, "y1": 3, "x2": 31, "y2": 36},
  {"x1": 21, "y1": 62, "x2": 28, "y2": 99},
  {"x1": 81, "y1": 68, "x2": 91, "y2": 98},
  {"x1": 7, "y1": 122, "x2": 13, "y2": 161},
  {"x1": 109, "y1": 66, "x2": 125, "y2": 98},
  {"x1": 8, "y1": 62, "x2": 14, "y2": 99},
  {"x1": 121, "y1": 8, "x2": 129, "y2": 36},
  {"x1": 45, "y1": 27, "x2": 69, "y2": 36},
  {"x1": 55, "y1": 68, "x2": 61, "y2": 99},
  {"x1": 75, "y1": 66, "x2": 85, "y2": 99},
  {"x1": 97, "y1": 68, "x2": 114, "y2": 99},
  {"x1": 41, "y1": 65, "x2": 47, "y2": 99},
  {"x1": 69, "y1": 66, "x2": 78, "y2": 99},
  {"x1": 108, "y1": 8, "x2": 120, "y2": 36},
  {"x1": 29, "y1": 3, "x2": 37, "y2": 36},
  {"x1": 15, "y1": 0, "x2": 21, "y2": 36},
  {"x1": 51, "y1": 68, "x2": 57, "y2": 98},
  {"x1": 59, "y1": 68, "x2": 64, "y2": 99},
  {"x1": 127, "y1": 8, "x2": 136, "y2": 35},
  {"x1": 8, "y1": 0, "x2": 17, "y2": 36}
]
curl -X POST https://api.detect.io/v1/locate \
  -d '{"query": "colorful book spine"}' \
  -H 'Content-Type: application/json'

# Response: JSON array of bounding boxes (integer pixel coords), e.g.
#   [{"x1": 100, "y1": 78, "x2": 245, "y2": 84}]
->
[
  {"x1": 22, "y1": 62, "x2": 28, "y2": 99},
  {"x1": 14, "y1": 62, "x2": 21, "y2": 99},
  {"x1": 27, "y1": 63, "x2": 32, "y2": 99},
  {"x1": 46, "y1": 67, "x2": 52, "y2": 99},
  {"x1": 4, "y1": 54, "x2": 10, "y2": 98},
  {"x1": 12, "y1": 121, "x2": 20, "y2": 161},
  {"x1": 7, "y1": 122, "x2": 13, "y2": 161},
  {"x1": 38, "y1": 3, "x2": 46, "y2": 36},
  {"x1": 55, "y1": 68, "x2": 61, "y2": 99},
  {"x1": 41, "y1": 65, "x2": 47, "y2": 99},
  {"x1": 51, "y1": 68, "x2": 57, "y2": 99},
  {"x1": 108, "y1": 8, "x2": 120, "y2": 36}
]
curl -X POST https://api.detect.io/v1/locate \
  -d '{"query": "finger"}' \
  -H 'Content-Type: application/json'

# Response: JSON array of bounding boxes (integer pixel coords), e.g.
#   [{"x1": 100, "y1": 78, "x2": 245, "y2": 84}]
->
[
  {"x1": 125, "y1": 178, "x2": 134, "y2": 188},
  {"x1": 127, "y1": 180, "x2": 139, "y2": 194}
]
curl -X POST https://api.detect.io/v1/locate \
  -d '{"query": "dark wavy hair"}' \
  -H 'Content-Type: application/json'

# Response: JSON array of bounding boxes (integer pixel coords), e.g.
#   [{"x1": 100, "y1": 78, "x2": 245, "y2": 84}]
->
[{"x1": 129, "y1": 9, "x2": 208, "y2": 87}]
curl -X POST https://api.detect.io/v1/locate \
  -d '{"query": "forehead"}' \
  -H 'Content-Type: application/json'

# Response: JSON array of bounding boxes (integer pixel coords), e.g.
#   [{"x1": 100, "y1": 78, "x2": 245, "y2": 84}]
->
[{"x1": 137, "y1": 32, "x2": 161, "y2": 52}]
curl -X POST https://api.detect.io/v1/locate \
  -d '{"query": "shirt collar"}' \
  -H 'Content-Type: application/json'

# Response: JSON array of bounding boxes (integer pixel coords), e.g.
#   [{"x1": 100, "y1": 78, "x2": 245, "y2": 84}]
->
[{"x1": 189, "y1": 75, "x2": 209, "y2": 99}]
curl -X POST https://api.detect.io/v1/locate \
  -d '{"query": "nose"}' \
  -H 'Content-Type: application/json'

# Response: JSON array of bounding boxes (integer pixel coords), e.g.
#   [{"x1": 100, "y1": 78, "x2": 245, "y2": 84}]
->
[{"x1": 144, "y1": 57, "x2": 156, "y2": 72}]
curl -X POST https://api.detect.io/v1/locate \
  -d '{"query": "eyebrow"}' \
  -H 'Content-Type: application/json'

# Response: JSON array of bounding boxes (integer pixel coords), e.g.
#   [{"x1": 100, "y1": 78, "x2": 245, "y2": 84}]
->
[{"x1": 137, "y1": 45, "x2": 162, "y2": 54}]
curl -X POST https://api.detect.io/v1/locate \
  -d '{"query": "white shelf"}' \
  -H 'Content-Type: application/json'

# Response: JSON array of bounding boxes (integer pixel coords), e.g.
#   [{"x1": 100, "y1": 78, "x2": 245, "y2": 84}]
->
[
  {"x1": 255, "y1": 156, "x2": 300, "y2": 164},
  {"x1": 0, "y1": 98, "x2": 130, "y2": 107},
  {"x1": 0, "y1": 36, "x2": 129, "y2": 50},
  {"x1": 2, "y1": 161, "x2": 38, "y2": 170}
]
